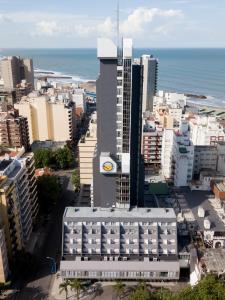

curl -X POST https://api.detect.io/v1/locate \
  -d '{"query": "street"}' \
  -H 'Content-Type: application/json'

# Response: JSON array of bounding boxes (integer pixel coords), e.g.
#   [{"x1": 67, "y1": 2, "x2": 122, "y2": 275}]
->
[{"x1": 8, "y1": 170, "x2": 75, "y2": 300}]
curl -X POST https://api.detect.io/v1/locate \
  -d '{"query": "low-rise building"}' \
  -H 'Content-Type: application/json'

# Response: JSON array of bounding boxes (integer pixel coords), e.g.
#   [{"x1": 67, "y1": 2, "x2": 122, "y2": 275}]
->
[{"x1": 60, "y1": 207, "x2": 179, "y2": 281}]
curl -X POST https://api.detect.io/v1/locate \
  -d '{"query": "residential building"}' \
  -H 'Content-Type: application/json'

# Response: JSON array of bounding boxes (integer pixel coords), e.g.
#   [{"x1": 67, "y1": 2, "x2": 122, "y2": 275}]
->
[
  {"x1": 154, "y1": 91, "x2": 187, "y2": 110},
  {"x1": 15, "y1": 80, "x2": 33, "y2": 102},
  {"x1": 61, "y1": 207, "x2": 179, "y2": 281},
  {"x1": 161, "y1": 122, "x2": 194, "y2": 186},
  {"x1": 0, "y1": 176, "x2": 23, "y2": 257},
  {"x1": 142, "y1": 118, "x2": 163, "y2": 171},
  {"x1": 15, "y1": 94, "x2": 76, "y2": 144},
  {"x1": 0, "y1": 108, "x2": 30, "y2": 151},
  {"x1": 1, "y1": 56, "x2": 34, "y2": 90},
  {"x1": 0, "y1": 147, "x2": 38, "y2": 248},
  {"x1": 190, "y1": 116, "x2": 225, "y2": 146},
  {"x1": 93, "y1": 38, "x2": 143, "y2": 208},
  {"x1": 78, "y1": 112, "x2": 97, "y2": 187},
  {"x1": 0, "y1": 224, "x2": 9, "y2": 283},
  {"x1": 140, "y1": 55, "x2": 158, "y2": 112},
  {"x1": 193, "y1": 146, "x2": 217, "y2": 177}
]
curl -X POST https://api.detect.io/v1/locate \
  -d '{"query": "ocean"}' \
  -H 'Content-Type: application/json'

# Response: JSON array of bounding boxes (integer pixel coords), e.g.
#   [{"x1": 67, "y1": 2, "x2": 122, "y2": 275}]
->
[{"x1": 1, "y1": 48, "x2": 225, "y2": 107}]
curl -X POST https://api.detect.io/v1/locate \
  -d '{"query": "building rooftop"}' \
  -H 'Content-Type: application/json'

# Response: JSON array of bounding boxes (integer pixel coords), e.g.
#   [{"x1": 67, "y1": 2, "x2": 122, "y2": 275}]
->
[
  {"x1": 61, "y1": 260, "x2": 180, "y2": 272},
  {"x1": 203, "y1": 249, "x2": 225, "y2": 273},
  {"x1": 0, "y1": 160, "x2": 12, "y2": 171},
  {"x1": 63, "y1": 207, "x2": 176, "y2": 220}
]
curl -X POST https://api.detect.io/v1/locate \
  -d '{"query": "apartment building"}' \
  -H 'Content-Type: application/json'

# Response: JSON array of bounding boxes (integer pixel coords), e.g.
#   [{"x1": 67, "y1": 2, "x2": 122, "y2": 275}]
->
[
  {"x1": 140, "y1": 55, "x2": 158, "y2": 112},
  {"x1": 0, "y1": 109, "x2": 30, "y2": 151},
  {"x1": 78, "y1": 112, "x2": 97, "y2": 186},
  {"x1": 190, "y1": 116, "x2": 225, "y2": 146},
  {"x1": 193, "y1": 146, "x2": 218, "y2": 177},
  {"x1": 61, "y1": 207, "x2": 179, "y2": 281},
  {"x1": 142, "y1": 118, "x2": 163, "y2": 171},
  {"x1": 0, "y1": 176, "x2": 23, "y2": 257},
  {"x1": 15, "y1": 80, "x2": 33, "y2": 102},
  {"x1": 1, "y1": 56, "x2": 34, "y2": 90},
  {"x1": 161, "y1": 123, "x2": 194, "y2": 186},
  {"x1": 0, "y1": 225, "x2": 9, "y2": 283},
  {"x1": 154, "y1": 91, "x2": 187, "y2": 110},
  {"x1": 15, "y1": 94, "x2": 76, "y2": 144},
  {"x1": 0, "y1": 148, "x2": 38, "y2": 248}
]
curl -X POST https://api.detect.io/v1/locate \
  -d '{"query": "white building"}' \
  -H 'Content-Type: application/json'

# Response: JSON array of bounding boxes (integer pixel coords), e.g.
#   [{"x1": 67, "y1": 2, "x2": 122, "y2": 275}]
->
[
  {"x1": 190, "y1": 116, "x2": 225, "y2": 146},
  {"x1": 161, "y1": 122, "x2": 194, "y2": 186},
  {"x1": 61, "y1": 207, "x2": 179, "y2": 281}
]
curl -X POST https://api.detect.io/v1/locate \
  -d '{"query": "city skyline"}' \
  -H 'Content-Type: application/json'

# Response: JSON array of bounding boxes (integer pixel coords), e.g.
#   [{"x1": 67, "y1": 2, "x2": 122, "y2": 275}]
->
[{"x1": 0, "y1": 0, "x2": 225, "y2": 48}]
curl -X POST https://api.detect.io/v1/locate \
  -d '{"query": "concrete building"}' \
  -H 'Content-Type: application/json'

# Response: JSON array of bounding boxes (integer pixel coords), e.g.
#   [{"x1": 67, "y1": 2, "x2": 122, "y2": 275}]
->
[
  {"x1": 15, "y1": 94, "x2": 76, "y2": 144},
  {"x1": 15, "y1": 80, "x2": 33, "y2": 102},
  {"x1": 78, "y1": 112, "x2": 97, "y2": 186},
  {"x1": 0, "y1": 148, "x2": 38, "y2": 248},
  {"x1": 142, "y1": 118, "x2": 163, "y2": 171},
  {"x1": 190, "y1": 116, "x2": 225, "y2": 146},
  {"x1": 0, "y1": 176, "x2": 23, "y2": 257},
  {"x1": 161, "y1": 123, "x2": 194, "y2": 186},
  {"x1": 93, "y1": 38, "x2": 143, "y2": 208},
  {"x1": 140, "y1": 55, "x2": 158, "y2": 112},
  {"x1": 0, "y1": 225, "x2": 9, "y2": 283},
  {"x1": 154, "y1": 91, "x2": 187, "y2": 110},
  {"x1": 1, "y1": 56, "x2": 34, "y2": 90},
  {"x1": 61, "y1": 207, "x2": 179, "y2": 281},
  {"x1": 193, "y1": 146, "x2": 218, "y2": 177},
  {"x1": 0, "y1": 108, "x2": 30, "y2": 151}
]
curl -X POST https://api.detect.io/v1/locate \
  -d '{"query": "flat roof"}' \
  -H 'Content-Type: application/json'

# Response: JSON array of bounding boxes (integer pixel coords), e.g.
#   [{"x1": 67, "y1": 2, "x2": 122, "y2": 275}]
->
[
  {"x1": 203, "y1": 249, "x2": 225, "y2": 272},
  {"x1": 64, "y1": 207, "x2": 176, "y2": 220},
  {"x1": 176, "y1": 190, "x2": 225, "y2": 232},
  {"x1": 60, "y1": 260, "x2": 180, "y2": 272}
]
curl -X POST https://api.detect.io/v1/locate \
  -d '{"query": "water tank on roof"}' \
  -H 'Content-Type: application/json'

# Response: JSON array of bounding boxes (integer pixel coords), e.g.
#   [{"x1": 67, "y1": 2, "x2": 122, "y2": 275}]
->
[
  {"x1": 198, "y1": 206, "x2": 205, "y2": 218},
  {"x1": 204, "y1": 218, "x2": 211, "y2": 230}
]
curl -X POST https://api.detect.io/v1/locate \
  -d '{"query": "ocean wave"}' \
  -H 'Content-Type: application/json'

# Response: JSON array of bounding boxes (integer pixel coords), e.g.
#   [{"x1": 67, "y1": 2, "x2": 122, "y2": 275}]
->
[{"x1": 34, "y1": 68, "x2": 94, "y2": 83}]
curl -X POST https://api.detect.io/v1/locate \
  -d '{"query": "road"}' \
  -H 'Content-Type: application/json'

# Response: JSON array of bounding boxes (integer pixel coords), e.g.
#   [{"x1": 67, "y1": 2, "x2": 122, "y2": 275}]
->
[{"x1": 9, "y1": 170, "x2": 75, "y2": 300}]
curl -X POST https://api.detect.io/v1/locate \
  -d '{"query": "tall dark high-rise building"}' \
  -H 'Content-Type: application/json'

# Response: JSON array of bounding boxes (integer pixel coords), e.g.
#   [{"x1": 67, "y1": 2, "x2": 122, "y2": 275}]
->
[
  {"x1": 141, "y1": 55, "x2": 158, "y2": 112},
  {"x1": 93, "y1": 38, "x2": 144, "y2": 208}
]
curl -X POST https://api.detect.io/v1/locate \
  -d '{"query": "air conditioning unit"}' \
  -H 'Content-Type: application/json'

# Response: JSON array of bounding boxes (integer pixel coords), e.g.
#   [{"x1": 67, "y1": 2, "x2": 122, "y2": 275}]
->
[{"x1": 123, "y1": 257, "x2": 127, "y2": 261}]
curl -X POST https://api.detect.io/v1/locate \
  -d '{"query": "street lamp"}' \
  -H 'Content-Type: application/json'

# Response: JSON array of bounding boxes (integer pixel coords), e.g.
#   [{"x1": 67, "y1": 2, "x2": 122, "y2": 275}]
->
[{"x1": 46, "y1": 256, "x2": 57, "y2": 274}]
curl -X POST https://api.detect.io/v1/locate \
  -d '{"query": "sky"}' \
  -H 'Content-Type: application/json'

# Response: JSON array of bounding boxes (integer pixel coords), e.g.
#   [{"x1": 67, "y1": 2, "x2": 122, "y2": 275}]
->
[{"x1": 0, "y1": 0, "x2": 224, "y2": 48}]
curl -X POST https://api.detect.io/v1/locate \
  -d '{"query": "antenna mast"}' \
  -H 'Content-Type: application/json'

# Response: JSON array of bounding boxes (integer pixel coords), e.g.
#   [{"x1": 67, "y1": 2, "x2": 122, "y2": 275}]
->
[{"x1": 117, "y1": 0, "x2": 120, "y2": 49}]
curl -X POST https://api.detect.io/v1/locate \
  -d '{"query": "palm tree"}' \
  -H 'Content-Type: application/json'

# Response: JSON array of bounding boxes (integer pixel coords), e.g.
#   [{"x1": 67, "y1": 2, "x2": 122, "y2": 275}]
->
[
  {"x1": 59, "y1": 279, "x2": 70, "y2": 299},
  {"x1": 69, "y1": 278, "x2": 83, "y2": 300},
  {"x1": 113, "y1": 280, "x2": 126, "y2": 300}
]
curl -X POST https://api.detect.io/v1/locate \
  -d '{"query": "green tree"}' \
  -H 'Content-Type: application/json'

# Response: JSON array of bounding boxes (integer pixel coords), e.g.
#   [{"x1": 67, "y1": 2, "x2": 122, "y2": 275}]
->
[
  {"x1": 37, "y1": 175, "x2": 60, "y2": 213},
  {"x1": 69, "y1": 278, "x2": 83, "y2": 300},
  {"x1": 59, "y1": 280, "x2": 71, "y2": 300},
  {"x1": 55, "y1": 146, "x2": 74, "y2": 169},
  {"x1": 113, "y1": 280, "x2": 126, "y2": 299},
  {"x1": 71, "y1": 169, "x2": 80, "y2": 190},
  {"x1": 34, "y1": 149, "x2": 53, "y2": 168},
  {"x1": 128, "y1": 282, "x2": 151, "y2": 300}
]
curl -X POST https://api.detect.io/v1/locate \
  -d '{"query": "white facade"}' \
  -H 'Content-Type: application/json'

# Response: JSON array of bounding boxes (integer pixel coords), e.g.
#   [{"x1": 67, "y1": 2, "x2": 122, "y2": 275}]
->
[
  {"x1": 190, "y1": 116, "x2": 225, "y2": 146},
  {"x1": 161, "y1": 127, "x2": 194, "y2": 186}
]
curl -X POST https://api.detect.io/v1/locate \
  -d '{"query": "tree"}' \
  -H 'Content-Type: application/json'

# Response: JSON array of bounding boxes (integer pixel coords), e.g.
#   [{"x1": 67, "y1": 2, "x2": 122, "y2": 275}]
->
[
  {"x1": 113, "y1": 280, "x2": 126, "y2": 299},
  {"x1": 55, "y1": 146, "x2": 74, "y2": 169},
  {"x1": 71, "y1": 169, "x2": 80, "y2": 190},
  {"x1": 69, "y1": 278, "x2": 83, "y2": 300},
  {"x1": 37, "y1": 175, "x2": 60, "y2": 213},
  {"x1": 34, "y1": 149, "x2": 53, "y2": 168},
  {"x1": 59, "y1": 280, "x2": 71, "y2": 300},
  {"x1": 128, "y1": 282, "x2": 151, "y2": 300}
]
